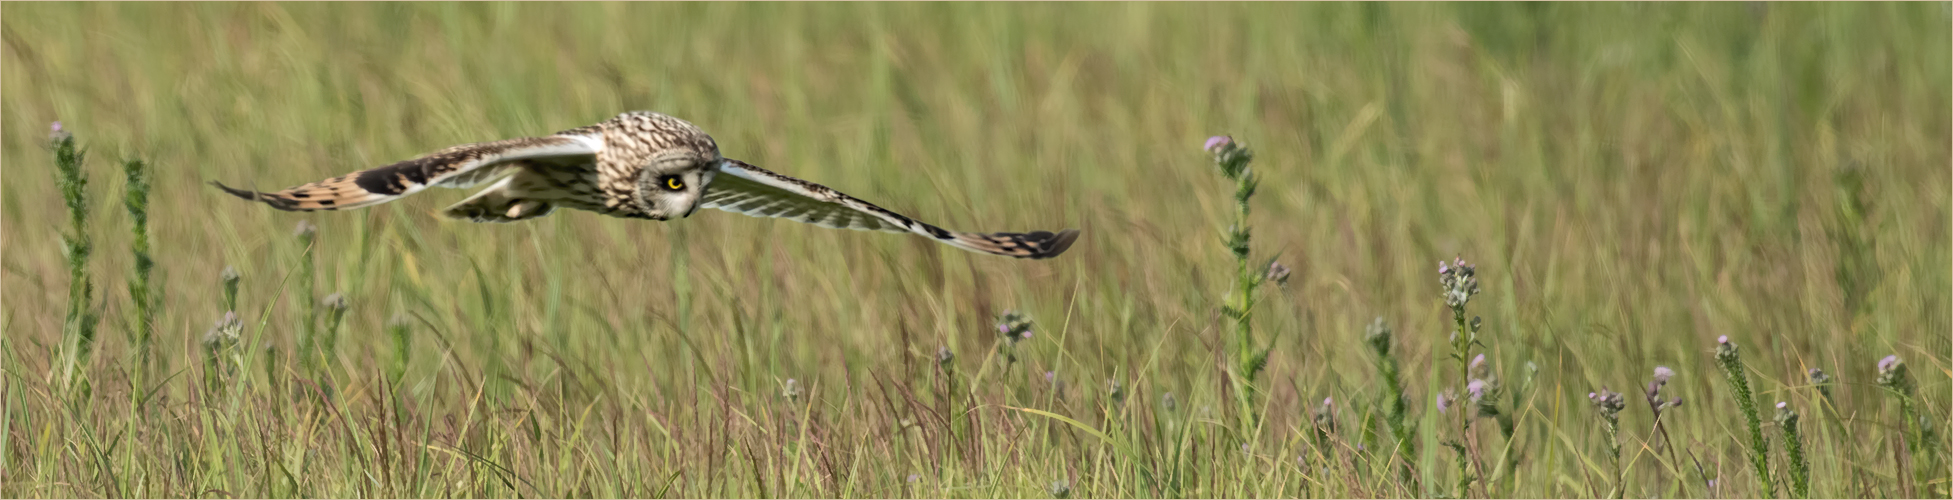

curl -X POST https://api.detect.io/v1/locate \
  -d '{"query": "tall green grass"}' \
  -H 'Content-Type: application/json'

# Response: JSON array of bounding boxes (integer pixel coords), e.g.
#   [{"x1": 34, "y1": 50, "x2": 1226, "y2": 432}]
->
[{"x1": 3, "y1": 3, "x2": 1949, "y2": 498}]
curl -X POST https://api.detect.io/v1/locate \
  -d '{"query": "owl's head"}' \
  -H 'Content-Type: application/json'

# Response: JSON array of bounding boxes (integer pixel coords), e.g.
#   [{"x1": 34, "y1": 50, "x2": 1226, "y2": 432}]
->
[
  {"x1": 613, "y1": 111, "x2": 723, "y2": 220},
  {"x1": 632, "y1": 152, "x2": 720, "y2": 220}
]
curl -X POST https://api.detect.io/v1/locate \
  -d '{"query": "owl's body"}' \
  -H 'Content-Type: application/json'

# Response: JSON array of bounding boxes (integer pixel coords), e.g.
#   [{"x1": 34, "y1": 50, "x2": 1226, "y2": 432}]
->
[{"x1": 215, "y1": 111, "x2": 1078, "y2": 259}]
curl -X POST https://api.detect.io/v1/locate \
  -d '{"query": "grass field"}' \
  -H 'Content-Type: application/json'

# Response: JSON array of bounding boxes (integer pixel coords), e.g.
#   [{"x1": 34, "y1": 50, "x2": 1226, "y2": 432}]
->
[{"x1": 3, "y1": 2, "x2": 1949, "y2": 498}]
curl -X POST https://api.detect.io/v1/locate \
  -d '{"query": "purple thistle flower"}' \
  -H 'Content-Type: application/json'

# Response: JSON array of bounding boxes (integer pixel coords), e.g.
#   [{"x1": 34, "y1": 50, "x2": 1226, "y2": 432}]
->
[
  {"x1": 1436, "y1": 391, "x2": 1453, "y2": 414},
  {"x1": 1467, "y1": 379, "x2": 1488, "y2": 402},
  {"x1": 1589, "y1": 388, "x2": 1626, "y2": 421},
  {"x1": 1877, "y1": 354, "x2": 1910, "y2": 389},
  {"x1": 996, "y1": 310, "x2": 1035, "y2": 343},
  {"x1": 1313, "y1": 396, "x2": 1337, "y2": 428},
  {"x1": 1204, "y1": 135, "x2": 1233, "y2": 154},
  {"x1": 1717, "y1": 335, "x2": 1729, "y2": 345},
  {"x1": 1653, "y1": 366, "x2": 1675, "y2": 385},
  {"x1": 1265, "y1": 260, "x2": 1292, "y2": 287}
]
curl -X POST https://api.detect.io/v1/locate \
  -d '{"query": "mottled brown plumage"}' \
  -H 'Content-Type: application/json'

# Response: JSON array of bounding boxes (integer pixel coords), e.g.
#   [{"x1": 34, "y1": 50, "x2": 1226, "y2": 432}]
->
[{"x1": 215, "y1": 111, "x2": 1079, "y2": 259}]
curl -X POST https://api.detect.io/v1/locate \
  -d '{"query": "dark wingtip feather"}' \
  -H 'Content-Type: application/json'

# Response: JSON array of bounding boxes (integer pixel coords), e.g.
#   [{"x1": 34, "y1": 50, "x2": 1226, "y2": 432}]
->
[
  {"x1": 1026, "y1": 228, "x2": 1081, "y2": 259},
  {"x1": 210, "y1": 180, "x2": 299, "y2": 211}
]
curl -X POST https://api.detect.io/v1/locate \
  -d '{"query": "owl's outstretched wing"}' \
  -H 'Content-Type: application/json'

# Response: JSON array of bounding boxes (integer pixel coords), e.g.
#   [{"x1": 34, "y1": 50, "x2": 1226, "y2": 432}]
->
[
  {"x1": 212, "y1": 133, "x2": 603, "y2": 211},
  {"x1": 702, "y1": 160, "x2": 1079, "y2": 259}
]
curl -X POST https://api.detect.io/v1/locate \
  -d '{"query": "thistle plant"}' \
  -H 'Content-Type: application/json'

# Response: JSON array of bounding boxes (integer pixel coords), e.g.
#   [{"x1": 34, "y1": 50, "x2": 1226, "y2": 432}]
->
[
  {"x1": 1265, "y1": 260, "x2": 1291, "y2": 289},
  {"x1": 1363, "y1": 317, "x2": 1419, "y2": 487},
  {"x1": 1714, "y1": 336, "x2": 1775, "y2": 498},
  {"x1": 1830, "y1": 162, "x2": 1878, "y2": 328},
  {"x1": 1807, "y1": 368, "x2": 1835, "y2": 407},
  {"x1": 782, "y1": 378, "x2": 802, "y2": 404},
  {"x1": 294, "y1": 221, "x2": 320, "y2": 375},
  {"x1": 208, "y1": 267, "x2": 243, "y2": 394},
  {"x1": 934, "y1": 344, "x2": 967, "y2": 449},
  {"x1": 1438, "y1": 257, "x2": 1485, "y2": 495},
  {"x1": 1775, "y1": 402, "x2": 1810, "y2": 498},
  {"x1": 1589, "y1": 389, "x2": 1627, "y2": 498},
  {"x1": 201, "y1": 311, "x2": 242, "y2": 394},
  {"x1": 1312, "y1": 396, "x2": 1337, "y2": 442},
  {"x1": 320, "y1": 292, "x2": 348, "y2": 373},
  {"x1": 1807, "y1": 368, "x2": 1862, "y2": 490},
  {"x1": 1468, "y1": 354, "x2": 1522, "y2": 494},
  {"x1": 220, "y1": 266, "x2": 241, "y2": 313},
  {"x1": 1876, "y1": 354, "x2": 1938, "y2": 496},
  {"x1": 121, "y1": 157, "x2": 158, "y2": 403},
  {"x1": 1645, "y1": 366, "x2": 1686, "y2": 490},
  {"x1": 51, "y1": 122, "x2": 102, "y2": 398},
  {"x1": 1043, "y1": 370, "x2": 1066, "y2": 396},
  {"x1": 995, "y1": 310, "x2": 1033, "y2": 367},
  {"x1": 386, "y1": 314, "x2": 411, "y2": 385},
  {"x1": 1206, "y1": 135, "x2": 1271, "y2": 424}
]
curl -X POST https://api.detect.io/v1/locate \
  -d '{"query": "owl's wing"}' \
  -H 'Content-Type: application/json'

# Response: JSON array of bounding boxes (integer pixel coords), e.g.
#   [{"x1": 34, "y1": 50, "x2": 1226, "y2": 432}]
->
[
  {"x1": 212, "y1": 133, "x2": 603, "y2": 211},
  {"x1": 702, "y1": 160, "x2": 1079, "y2": 259}
]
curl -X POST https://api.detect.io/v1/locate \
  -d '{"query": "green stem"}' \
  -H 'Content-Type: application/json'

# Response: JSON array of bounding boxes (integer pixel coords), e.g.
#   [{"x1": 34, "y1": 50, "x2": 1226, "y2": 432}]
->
[
  {"x1": 1605, "y1": 418, "x2": 1622, "y2": 499},
  {"x1": 1451, "y1": 307, "x2": 1477, "y2": 497},
  {"x1": 1780, "y1": 407, "x2": 1809, "y2": 498},
  {"x1": 123, "y1": 158, "x2": 155, "y2": 411},
  {"x1": 1717, "y1": 346, "x2": 1775, "y2": 498}
]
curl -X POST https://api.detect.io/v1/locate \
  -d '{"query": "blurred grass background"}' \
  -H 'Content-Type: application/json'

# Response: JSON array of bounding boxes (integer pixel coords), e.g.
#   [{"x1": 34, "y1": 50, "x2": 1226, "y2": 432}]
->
[{"x1": 3, "y1": 2, "x2": 1948, "y2": 498}]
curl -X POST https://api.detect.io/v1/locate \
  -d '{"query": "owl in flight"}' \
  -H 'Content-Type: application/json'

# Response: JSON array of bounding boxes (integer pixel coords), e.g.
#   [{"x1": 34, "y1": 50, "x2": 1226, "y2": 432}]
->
[{"x1": 214, "y1": 111, "x2": 1078, "y2": 259}]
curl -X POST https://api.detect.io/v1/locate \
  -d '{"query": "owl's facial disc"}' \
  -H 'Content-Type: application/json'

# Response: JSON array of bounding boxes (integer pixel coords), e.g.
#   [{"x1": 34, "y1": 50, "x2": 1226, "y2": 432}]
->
[{"x1": 633, "y1": 155, "x2": 717, "y2": 220}]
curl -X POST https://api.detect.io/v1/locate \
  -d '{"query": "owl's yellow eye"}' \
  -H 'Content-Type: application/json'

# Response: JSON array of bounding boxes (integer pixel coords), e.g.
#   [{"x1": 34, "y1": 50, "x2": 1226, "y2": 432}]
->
[{"x1": 664, "y1": 176, "x2": 685, "y2": 191}]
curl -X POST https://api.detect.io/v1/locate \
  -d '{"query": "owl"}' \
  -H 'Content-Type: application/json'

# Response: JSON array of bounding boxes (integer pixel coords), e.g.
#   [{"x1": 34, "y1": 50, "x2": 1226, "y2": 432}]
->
[{"x1": 213, "y1": 111, "x2": 1078, "y2": 259}]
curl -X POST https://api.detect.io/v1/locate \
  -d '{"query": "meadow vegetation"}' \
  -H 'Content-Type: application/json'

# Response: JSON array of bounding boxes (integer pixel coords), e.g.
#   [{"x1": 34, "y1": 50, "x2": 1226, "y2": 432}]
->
[{"x1": 3, "y1": 3, "x2": 1948, "y2": 498}]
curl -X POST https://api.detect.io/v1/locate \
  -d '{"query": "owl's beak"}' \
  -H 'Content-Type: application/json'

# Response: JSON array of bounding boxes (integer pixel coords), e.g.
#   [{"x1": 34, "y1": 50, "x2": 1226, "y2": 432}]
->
[{"x1": 683, "y1": 203, "x2": 700, "y2": 218}]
